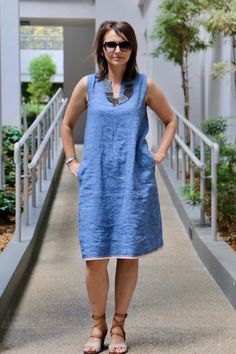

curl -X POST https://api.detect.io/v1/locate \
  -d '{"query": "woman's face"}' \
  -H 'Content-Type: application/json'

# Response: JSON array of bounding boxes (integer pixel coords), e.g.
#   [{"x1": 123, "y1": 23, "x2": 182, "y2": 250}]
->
[{"x1": 102, "y1": 29, "x2": 132, "y2": 69}]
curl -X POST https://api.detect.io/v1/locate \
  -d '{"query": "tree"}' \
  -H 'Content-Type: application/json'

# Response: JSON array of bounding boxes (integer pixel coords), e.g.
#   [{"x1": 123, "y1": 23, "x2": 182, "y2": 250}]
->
[
  {"x1": 151, "y1": 0, "x2": 210, "y2": 120},
  {"x1": 202, "y1": 0, "x2": 236, "y2": 79},
  {"x1": 27, "y1": 54, "x2": 56, "y2": 110}
]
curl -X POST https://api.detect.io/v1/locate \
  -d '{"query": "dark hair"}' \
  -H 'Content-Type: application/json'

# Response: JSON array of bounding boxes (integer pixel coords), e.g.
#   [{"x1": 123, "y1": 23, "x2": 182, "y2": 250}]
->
[{"x1": 92, "y1": 21, "x2": 138, "y2": 81}]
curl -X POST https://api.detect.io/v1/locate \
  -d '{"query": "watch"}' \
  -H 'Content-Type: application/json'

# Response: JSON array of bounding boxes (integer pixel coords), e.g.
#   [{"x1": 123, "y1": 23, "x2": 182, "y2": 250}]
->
[{"x1": 66, "y1": 156, "x2": 77, "y2": 166}]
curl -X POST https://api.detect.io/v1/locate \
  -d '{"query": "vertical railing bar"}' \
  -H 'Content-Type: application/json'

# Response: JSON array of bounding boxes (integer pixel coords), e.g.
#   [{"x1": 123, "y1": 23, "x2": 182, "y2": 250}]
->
[
  {"x1": 55, "y1": 118, "x2": 58, "y2": 152},
  {"x1": 43, "y1": 149, "x2": 47, "y2": 180},
  {"x1": 190, "y1": 130, "x2": 195, "y2": 191},
  {"x1": 182, "y1": 123, "x2": 186, "y2": 181},
  {"x1": 42, "y1": 115, "x2": 47, "y2": 180},
  {"x1": 31, "y1": 130, "x2": 36, "y2": 207},
  {"x1": 211, "y1": 144, "x2": 219, "y2": 240},
  {"x1": 182, "y1": 151, "x2": 186, "y2": 184},
  {"x1": 23, "y1": 141, "x2": 29, "y2": 225},
  {"x1": 200, "y1": 140, "x2": 205, "y2": 225},
  {"x1": 175, "y1": 142, "x2": 179, "y2": 179},
  {"x1": 37, "y1": 124, "x2": 42, "y2": 192},
  {"x1": 170, "y1": 142, "x2": 173, "y2": 169},
  {"x1": 47, "y1": 109, "x2": 51, "y2": 170},
  {"x1": 14, "y1": 143, "x2": 21, "y2": 241},
  {"x1": 51, "y1": 105, "x2": 55, "y2": 161}
]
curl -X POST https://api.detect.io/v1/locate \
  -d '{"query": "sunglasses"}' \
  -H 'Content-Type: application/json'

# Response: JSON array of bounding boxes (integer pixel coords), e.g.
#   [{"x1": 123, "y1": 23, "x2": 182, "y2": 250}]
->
[{"x1": 103, "y1": 41, "x2": 132, "y2": 53}]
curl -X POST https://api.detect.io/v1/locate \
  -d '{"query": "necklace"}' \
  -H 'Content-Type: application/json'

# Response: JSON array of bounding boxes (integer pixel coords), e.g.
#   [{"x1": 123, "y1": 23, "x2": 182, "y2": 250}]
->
[{"x1": 104, "y1": 77, "x2": 134, "y2": 106}]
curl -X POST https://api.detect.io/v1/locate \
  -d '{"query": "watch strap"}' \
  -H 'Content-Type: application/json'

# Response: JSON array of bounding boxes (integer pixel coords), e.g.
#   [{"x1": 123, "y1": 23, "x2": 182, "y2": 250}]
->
[{"x1": 66, "y1": 156, "x2": 77, "y2": 166}]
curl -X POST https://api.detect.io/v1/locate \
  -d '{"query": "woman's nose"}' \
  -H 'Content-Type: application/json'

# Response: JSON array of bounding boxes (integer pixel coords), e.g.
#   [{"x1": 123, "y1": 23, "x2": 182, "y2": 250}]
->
[{"x1": 114, "y1": 45, "x2": 121, "y2": 53}]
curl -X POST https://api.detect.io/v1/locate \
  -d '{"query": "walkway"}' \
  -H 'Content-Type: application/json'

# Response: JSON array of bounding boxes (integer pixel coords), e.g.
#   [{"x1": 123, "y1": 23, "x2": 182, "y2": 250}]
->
[{"x1": 0, "y1": 146, "x2": 236, "y2": 354}]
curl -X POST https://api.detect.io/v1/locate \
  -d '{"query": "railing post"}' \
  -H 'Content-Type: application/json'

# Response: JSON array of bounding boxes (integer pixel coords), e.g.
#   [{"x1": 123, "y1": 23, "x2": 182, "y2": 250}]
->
[
  {"x1": 200, "y1": 141, "x2": 205, "y2": 225},
  {"x1": 47, "y1": 110, "x2": 51, "y2": 170},
  {"x1": 51, "y1": 105, "x2": 55, "y2": 161},
  {"x1": 37, "y1": 123, "x2": 43, "y2": 192},
  {"x1": 23, "y1": 142, "x2": 29, "y2": 225},
  {"x1": 170, "y1": 142, "x2": 173, "y2": 169},
  {"x1": 14, "y1": 142, "x2": 21, "y2": 242},
  {"x1": 190, "y1": 130, "x2": 195, "y2": 191},
  {"x1": 182, "y1": 152, "x2": 186, "y2": 184},
  {"x1": 175, "y1": 142, "x2": 179, "y2": 179},
  {"x1": 31, "y1": 130, "x2": 36, "y2": 207},
  {"x1": 211, "y1": 143, "x2": 219, "y2": 241}
]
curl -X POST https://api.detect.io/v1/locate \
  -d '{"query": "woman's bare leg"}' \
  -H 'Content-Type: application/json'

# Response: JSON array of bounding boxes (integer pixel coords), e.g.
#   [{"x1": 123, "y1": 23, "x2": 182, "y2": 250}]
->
[
  {"x1": 110, "y1": 258, "x2": 139, "y2": 353},
  {"x1": 84, "y1": 259, "x2": 110, "y2": 352}
]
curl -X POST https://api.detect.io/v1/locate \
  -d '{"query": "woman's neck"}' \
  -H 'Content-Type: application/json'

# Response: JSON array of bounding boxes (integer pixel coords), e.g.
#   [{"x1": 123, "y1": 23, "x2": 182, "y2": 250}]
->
[{"x1": 107, "y1": 65, "x2": 126, "y2": 84}]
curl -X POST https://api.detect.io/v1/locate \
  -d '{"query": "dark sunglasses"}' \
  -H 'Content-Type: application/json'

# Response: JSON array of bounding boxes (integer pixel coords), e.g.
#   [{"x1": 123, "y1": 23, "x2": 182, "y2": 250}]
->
[{"x1": 103, "y1": 41, "x2": 132, "y2": 53}]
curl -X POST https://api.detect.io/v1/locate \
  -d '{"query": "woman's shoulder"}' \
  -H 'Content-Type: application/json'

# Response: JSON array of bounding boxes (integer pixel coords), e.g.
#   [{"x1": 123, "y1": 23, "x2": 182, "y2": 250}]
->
[
  {"x1": 133, "y1": 72, "x2": 149, "y2": 85},
  {"x1": 136, "y1": 73, "x2": 156, "y2": 85},
  {"x1": 73, "y1": 73, "x2": 97, "y2": 92}
]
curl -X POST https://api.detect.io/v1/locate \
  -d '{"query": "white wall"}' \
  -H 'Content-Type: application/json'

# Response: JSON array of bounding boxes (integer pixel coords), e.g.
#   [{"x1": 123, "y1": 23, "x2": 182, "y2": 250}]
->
[
  {"x1": 64, "y1": 24, "x2": 95, "y2": 144},
  {"x1": 21, "y1": 49, "x2": 63, "y2": 82},
  {"x1": 230, "y1": 71, "x2": 236, "y2": 144},
  {"x1": 20, "y1": 0, "x2": 95, "y2": 24},
  {"x1": 205, "y1": 34, "x2": 235, "y2": 143},
  {"x1": 0, "y1": 0, "x2": 21, "y2": 127}
]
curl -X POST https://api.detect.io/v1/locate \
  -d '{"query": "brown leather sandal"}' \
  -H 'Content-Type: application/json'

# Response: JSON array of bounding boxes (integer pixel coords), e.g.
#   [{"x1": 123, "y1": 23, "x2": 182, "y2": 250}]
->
[
  {"x1": 83, "y1": 314, "x2": 108, "y2": 354},
  {"x1": 109, "y1": 313, "x2": 128, "y2": 354}
]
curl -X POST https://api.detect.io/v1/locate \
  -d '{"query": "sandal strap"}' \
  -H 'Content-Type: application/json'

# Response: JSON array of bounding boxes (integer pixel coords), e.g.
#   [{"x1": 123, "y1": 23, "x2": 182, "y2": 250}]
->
[
  {"x1": 114, "y1": 312, "x2": 128, "y2": 319},
  {"x1": 110, "y1": 313, "x2": 128, "y2": 339},
  {"x1": 91, "y1": 314, "x2": 107, "y2": 337}
]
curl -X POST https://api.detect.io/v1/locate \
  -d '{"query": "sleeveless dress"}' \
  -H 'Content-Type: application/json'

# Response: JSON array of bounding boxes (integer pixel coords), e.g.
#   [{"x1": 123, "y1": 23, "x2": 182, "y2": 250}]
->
[{"x1": 77, "y1": 73, "x2": 163, "y2": 260}]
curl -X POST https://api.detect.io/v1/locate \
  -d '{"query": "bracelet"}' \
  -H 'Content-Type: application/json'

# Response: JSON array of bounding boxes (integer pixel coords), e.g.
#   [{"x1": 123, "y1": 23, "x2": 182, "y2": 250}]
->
[{"x1": 65, "y1": 156, "x2": 77, "y2": 166}]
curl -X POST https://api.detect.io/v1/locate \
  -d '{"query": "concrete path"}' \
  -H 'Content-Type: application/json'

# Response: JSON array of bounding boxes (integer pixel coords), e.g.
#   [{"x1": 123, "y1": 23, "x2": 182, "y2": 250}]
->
[{"x1": 0, "y1": 146, "x2": 236, "y2": 354}]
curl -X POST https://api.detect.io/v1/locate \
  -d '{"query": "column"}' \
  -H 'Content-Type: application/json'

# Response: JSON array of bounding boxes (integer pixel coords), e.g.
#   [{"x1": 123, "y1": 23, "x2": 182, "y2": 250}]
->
[{"x1": 0, "y1": 0, "x2": 21, "y2": 127}]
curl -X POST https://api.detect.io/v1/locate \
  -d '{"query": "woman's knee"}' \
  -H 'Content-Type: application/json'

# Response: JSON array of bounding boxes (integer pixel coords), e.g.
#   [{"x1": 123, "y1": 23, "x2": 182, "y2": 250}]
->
[
  {"x1": 86, "y1": 259, "x2": 109, "y2": 273},
  {"x1": 117, "y1": 258, "x2": 139, "y2": 269}
]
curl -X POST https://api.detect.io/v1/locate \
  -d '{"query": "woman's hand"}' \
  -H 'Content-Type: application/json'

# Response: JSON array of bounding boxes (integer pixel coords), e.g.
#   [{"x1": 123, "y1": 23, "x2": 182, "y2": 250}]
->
[
  {"x1": 152, "y1": 149, "x2": 166, "y2": 165},
  {"x1": 68, "y1": 160, "x2": 80, "y2": 177}
]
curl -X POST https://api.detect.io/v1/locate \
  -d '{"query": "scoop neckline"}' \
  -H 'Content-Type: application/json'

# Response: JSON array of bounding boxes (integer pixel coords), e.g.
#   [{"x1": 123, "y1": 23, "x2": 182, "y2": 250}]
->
[{"x1": 103, "y1": 77, "x2": 134, "y2": 106}]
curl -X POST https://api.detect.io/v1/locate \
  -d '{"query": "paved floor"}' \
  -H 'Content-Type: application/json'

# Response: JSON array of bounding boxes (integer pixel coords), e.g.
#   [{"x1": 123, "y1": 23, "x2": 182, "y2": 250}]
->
[{"x1": 0, "y1": 146, "x2": 236, "y2": 354}]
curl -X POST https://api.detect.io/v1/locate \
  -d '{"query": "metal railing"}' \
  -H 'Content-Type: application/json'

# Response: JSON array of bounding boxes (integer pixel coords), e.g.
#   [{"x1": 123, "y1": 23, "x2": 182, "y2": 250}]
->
[
  {"x1": 14, "y1": 88, "x2": 68, "y2": 241},
  {"x1": 157, "y1": 107, "x2": 220, "y2": 241}
]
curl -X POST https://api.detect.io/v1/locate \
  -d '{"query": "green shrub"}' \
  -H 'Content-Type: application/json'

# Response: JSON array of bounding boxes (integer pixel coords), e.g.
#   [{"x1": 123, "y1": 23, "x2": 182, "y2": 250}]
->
[
  {"x1": 27, "y1": 54, "x2": 56, "y2": 108},
  {"x1": 181, "y1": 183, "x2": 203, "y2": 206},
  {"x1": 2, "y1": 126, "x2": 23, "y2": 186},
  {"x1": 182, "y1": 117, "x2": 236, "y2": 231},
  {"x1": 0, "y1": 189, "x2": 15, "y2": 217}
]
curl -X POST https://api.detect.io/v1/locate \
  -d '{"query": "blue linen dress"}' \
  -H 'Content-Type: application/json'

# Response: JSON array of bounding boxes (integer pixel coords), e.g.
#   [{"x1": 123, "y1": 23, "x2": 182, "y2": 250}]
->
[{"x1": 77, "y1": 73, "x2": 163, "y2": 260}]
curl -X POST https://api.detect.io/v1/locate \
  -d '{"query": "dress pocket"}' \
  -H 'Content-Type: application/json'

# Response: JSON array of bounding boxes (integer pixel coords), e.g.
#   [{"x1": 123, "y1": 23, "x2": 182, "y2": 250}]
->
[{"x1": 77, "y1": 159, "x2": 87, "y2": 181}]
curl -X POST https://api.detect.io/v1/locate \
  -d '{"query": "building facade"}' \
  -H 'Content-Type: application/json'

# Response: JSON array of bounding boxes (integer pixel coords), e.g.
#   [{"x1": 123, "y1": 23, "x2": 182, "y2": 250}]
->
[{"x1": 0, "y1": 0, "x2": 235, "y2": 143}]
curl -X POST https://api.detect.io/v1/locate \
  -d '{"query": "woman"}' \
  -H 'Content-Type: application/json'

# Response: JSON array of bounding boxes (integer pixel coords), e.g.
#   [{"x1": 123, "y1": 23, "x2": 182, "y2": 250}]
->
[{"x1": 61, "y1": 21, "x2": 177, "y2": 354}]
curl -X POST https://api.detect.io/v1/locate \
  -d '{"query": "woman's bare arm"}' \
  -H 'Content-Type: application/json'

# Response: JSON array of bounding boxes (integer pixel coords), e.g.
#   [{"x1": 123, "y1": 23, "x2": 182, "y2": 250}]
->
[
  {"x1": 145, "y1": 77, "x2": 177, "y2": 164},
  {"x1": 61, "y1": 76, "x2": 88, "y2": 175}
]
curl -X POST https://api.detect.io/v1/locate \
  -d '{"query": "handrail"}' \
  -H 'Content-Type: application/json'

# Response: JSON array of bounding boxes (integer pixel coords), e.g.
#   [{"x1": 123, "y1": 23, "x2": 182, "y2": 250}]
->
[
  {"x1": 175, "y1": 134, "x2": 205, "y2": 169},
  {"x1": 16, "y1": 88, "x2": 62, "y2": 150},
  {"x1": 14, "y1": 89, "x2": 67, "y2": 241},
  {"x1": 28, "y1": 99, "x2": 68, "y2": 169},
  {"x1": 156, "y1": 107, "x2": 219, "y2": 241},
  {"x1": 171, "y1": 106, "x2": 217, "y2": 148}
]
